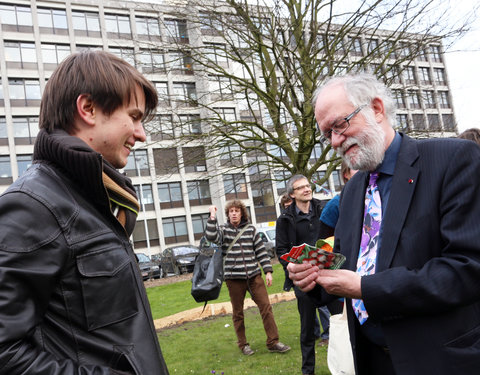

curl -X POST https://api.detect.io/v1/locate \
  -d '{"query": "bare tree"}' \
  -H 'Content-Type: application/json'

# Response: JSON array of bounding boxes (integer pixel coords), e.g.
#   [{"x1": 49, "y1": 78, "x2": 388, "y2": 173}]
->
[{"x1": 142, "y1": 0, "x2": 474, "y2": 186}]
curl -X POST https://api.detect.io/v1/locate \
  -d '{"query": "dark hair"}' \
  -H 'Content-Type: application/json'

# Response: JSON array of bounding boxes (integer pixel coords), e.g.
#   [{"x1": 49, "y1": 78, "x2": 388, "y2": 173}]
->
[
  {"x1": 280, "y1": 193, "x2": 292, "y2": 210},
  {"x1": 225, "y1": 200, "x2": 249, "y2": 222},
  {"x1": 39, "y1": 50, "x2": 158, "y2": 133},
  {"x1": 341, "y1": 160, "x2": 352, "y2": 183},
  {"x1": 458, "y1": 128, "x2": 480, "y2": 146}
]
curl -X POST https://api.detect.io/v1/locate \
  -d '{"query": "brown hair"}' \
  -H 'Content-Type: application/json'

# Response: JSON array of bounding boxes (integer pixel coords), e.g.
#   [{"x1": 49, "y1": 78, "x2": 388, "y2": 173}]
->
[
  {"x1": 458, "y1": 128, "x2": 480, "y2": 146},
  {"x1": 224, "y1": 200, "x2": 249, "y2": 222},
  {"x1": 39, "y1": 50, "x2": 158, "y2": 133},
  {"x1": 280, "y1": 193, "x2": 292, "y2": 210}
]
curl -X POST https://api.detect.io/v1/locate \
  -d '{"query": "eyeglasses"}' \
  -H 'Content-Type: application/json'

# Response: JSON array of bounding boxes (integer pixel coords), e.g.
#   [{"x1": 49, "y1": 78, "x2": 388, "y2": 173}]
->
[
  {"x1": 293, "y1": 183, "x2": 312, "y2": 191},
  {"x1": 319, "y1": 105, "x2": 367, "y2": 144}
]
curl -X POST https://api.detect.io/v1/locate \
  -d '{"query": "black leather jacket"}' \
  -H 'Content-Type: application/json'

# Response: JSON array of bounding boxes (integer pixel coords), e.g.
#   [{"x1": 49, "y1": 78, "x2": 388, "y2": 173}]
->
[{"x1": 0, "y1": 130, "x2": 169, "y2": 374}]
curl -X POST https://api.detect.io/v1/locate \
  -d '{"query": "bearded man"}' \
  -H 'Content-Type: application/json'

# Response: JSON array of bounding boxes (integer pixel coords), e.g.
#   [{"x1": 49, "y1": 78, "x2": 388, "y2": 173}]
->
[{"x1": 287, "y1": 73, "x2": 480, "y2": 375}]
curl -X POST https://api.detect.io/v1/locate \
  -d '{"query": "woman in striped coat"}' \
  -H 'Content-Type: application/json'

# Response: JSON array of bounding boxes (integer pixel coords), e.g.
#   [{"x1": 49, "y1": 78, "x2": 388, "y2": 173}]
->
[{"x1": 206, "y1": 200, "x2": 291, "y2": 356}]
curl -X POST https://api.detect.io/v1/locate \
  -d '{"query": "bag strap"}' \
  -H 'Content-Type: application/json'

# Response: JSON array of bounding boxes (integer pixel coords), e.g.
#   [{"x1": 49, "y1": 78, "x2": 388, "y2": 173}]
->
[{"x1": 225, "y1": 225, "x2": 250, "y2": 254}]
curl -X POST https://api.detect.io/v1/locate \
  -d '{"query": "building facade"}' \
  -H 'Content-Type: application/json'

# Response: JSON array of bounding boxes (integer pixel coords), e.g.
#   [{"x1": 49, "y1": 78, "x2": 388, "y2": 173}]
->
[{"x1": 0, "y1": 0, "x2": 457, "y2": 257}]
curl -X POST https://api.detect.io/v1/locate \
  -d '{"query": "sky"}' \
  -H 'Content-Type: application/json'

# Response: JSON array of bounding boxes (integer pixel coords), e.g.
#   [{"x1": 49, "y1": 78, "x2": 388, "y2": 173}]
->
[{"x1": 443, "y1": 7, "x2": 480, "y2": 133}]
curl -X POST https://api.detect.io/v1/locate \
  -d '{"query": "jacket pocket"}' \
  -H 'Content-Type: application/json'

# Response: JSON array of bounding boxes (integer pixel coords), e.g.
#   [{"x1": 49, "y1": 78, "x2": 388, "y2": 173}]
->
[{"x1": 77, "y1": 247, "x2": 138, "y2": 331}]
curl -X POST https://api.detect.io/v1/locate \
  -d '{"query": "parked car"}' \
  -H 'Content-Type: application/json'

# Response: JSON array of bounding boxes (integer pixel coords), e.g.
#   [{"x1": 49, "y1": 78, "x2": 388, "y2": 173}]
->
[
  {"x1": 160, "y1": 245, "x2": 200, "y2": 276},
  {"x1": 136, "y1": 252, "x2": 162, "y2": 280},
  {"x1": 256, "y1": 225, "x2": 276, "y2": 258}
]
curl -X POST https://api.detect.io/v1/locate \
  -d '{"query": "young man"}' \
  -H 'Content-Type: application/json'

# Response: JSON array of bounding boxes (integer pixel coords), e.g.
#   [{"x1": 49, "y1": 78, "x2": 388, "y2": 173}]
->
[
  {"x1": 206, "y1": 201, "x2": 290, "y2": 356},
  {"x1": 276, "y1": 175, "x2": 330, "y2": 375},
  {"x1": 288, "y1": 73, "x2": 480, "y2": 375},
  {"x1": 0, "y1": 51, "x2": 169, "y2": 374}
]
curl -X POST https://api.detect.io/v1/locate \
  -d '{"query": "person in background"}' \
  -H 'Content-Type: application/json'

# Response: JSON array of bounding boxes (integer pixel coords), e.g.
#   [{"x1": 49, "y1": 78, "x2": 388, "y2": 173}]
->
[
  {"x1": 206, "y1": 200, "x2": 291, "y2": 356},
  {"x1": 458, "y1": 127, "x2": 480, "y2": 145},
  {"x1": 0, "y1": 51, "x2": 169, "y2": 374},
  {"x1": 280, "y1": 193, "x2": 293, "y2": 212},
  {"x1": 288, "y1": 73, "x2": 480, "y2": 375},
  {"x1": 276, "y1": 175, "x2": 330, "y2": 375},
  {"x1": 319, "y1": 160, "x2": 358, "y2": 239}
]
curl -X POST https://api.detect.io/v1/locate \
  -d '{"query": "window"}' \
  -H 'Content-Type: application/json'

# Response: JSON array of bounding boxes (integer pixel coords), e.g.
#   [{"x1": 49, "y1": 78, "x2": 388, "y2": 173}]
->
[
  {"x1": 209, "y1": 75, "x2": 233, "y2": 100},
  {"x1": 251, "y1": 180, "x2": 276, "y2": 223},
  {"x1": 412, "y1": 114, "x2": 425, "y2": 130},
  {"x1": 182, "y1": 147, "x2": 206, "y2": 172},
  {"x1": 139, "y1": 49, "x2": 165, "y2": 73},
  {"x1": 402, "y1": 66, "x2": 416, "y2": 85},
  {"x1": 153, "y1": 148, "x2": 179, "y2": 175},
  {"x1": 366, "y1": 38, "x2": 379, "y2": 54},
  {"x1": 332, "y1": 170, "x2": 343, "y2": 192},
  {"x1": 385, "y1": 65, "x2": 401, "y2": 84},
  {"x1": 0, "y1": 4, "x2": 33, "y2": 32},
  {"x1": 135, "y1": 16, "x2": 160, "y2": 40},
  {"x1": 223, "y1": 173, "x2": 248, "y2": 200},
  {"x1": 37, "y1": 8, "x2": 68, "y2": 35},
  {"x1": 438, "y1": 91, "x2": 450, "y2": 108},
  {"x1": 419, "y1": 67, "x2": 431, "y2": 85},
  {"x1": 16, "y1": 154, "x2": 32, "y2": 176},
  {"x1": 8, "y1": 79, "x2": 41, "y2": 106},
  {"x1": 155, "y1": 82, "x2": 170, "y2": 106},
  {"x1": 430, "y1": 45, "x2": 442, "y2": 62},
  {"x1": 423, "y1": 90, "x2": 436, "y2": 109},
  {"x1": 132, "y1": 219, "x2": 159, "y2": 248},
  {"x1": 105, "y1": 14, "x2": 131, "y2": 38},
  {"x1": 13, "y1": 117, "x2": 39, "y2": 145},
  {"x1": 399, "y1": 42, "x2": 411, "y2": 58},
  {"x1": 0, "y1": 118, "x2": 7, "y2": 145},
  {"x1": 204, "y1": 43, "x2": 228, "y2": 65},
  {"x1": 396, "y1": 114, "x2": 409, "y2": 131},
  {"x1": 145, "y1": 114, "x2": 174, "y2": 141},
  {"x1": 168, "y1": 51, "x2": 193, "y2": 75},
  {"x1": 109, "y1": 47, "x2": 135, "y2": 67},
  {"x1": 0, "y1": 156, "x2": 12, "y2": 184},
  {"x1": 428, "y1": 114, "x2": 441, "y2": 131},
  {"x1": 163, "y1": 216, "x2": 188, "y2": 244},
  {"x1": 157, "y1": 182, "x2": 183, "y2": 209},
  {"x1": 178, "y1": 114, "x2": 201, "y2": 136},
  {"x1": 76, "y1": 45, "x2": 102, "y2": 52},
  {"x1": 433, "y1": 68, "x2": 446, "y2": 85},
  {"x1": 417, "y1": 48, "x2": 428, "y2": 62},
  {"x1": 4, "y1": 42, "x2": 37, "y2": 69},
  {"x1": 173, "y1": 82, "x2": 197, "y2": 106},
  {"x1": 192, "y1": 213, "x2": 209, "y2": 240},
  {"x1": 442, "y1": 114, "x2": 455, "y2": 131},
  {"x1": 219, "y1": 144, "x2": 242, "y2": 167},
  {"x1": 349, "y1": 37, "x2": 363, "y2": 57},
  {"x1": 124, "y1": 149, "x2": 149, "y2": 177},
  {"x1": 0, "y1": 79, "x2": 3, "y2": 106},
  {"x1": 407, "y1": 90, "x2": 421, "y2": 109},
  {"x1": 274, "y1": 169, "x2": 291, "y2": 194},
  {"x1": 187, "y1": 180, "x2": 211, "y2": 206},
  {"x1": 164, "y1": 19, "x2": 188, "y2": 42},
  {"x1": 384, "y1": 41, "x2": 397, "y2": 59},
  {"x1": 41, "y1": 44, "x2": 70, "y2": 69},
  {"x1": 199, "y1": 12, "x2": 223, "y2": 35},
  {"x1": 134, "y1": 184, "x2": 154, "y2": 211},
  {"x1": 392, "y1": 89, "x2": 406, "y2": 109},
  {"x1": 215, "y1": 107, "x2": 236, "y2": 122},
  {"x1": 72, "y1": 11, "x2": 100, "y2": 37},
  {"x1": 310, "y1": 143, "x2": 325, "y2": 162}
]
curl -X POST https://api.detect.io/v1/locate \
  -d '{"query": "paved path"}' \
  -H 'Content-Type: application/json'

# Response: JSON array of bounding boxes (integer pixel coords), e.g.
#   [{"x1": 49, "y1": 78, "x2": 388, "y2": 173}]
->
[{"x1": 154, "y1": 291, "x2": 296, "y2": 330}]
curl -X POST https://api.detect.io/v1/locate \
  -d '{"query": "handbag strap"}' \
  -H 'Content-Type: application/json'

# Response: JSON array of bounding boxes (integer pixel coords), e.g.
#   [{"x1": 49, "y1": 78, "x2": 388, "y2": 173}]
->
[{"x1": 225, "y1": 225, "x2": 251, "y2": 254}]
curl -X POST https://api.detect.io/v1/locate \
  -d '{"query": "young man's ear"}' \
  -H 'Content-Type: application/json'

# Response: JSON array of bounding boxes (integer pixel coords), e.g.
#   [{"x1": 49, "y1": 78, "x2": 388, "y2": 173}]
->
[{"x1": 76, "y1": 94, "x2": 96, "y2": 126}]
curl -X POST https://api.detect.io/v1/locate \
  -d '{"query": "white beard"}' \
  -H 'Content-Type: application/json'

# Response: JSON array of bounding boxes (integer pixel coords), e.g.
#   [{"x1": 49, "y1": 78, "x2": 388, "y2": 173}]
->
[{"x1": 337, "y1": 112, "x2": 386, "y2": 171}]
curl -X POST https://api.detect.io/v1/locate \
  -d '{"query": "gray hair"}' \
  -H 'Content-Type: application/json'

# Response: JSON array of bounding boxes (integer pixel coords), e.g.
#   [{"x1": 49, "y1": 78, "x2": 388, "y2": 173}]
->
[
  {"x1": 312, "y1": 73, "x2": 397, "y2": 127},
  {"x1": 286, "y1": 174, "x2": 308, "y2": 195}
]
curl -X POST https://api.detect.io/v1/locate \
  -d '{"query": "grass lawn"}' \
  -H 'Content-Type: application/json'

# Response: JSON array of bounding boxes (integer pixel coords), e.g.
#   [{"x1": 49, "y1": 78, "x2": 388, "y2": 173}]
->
[{"x1": 147, "y1": 263, "x2": 331, "y2": 374}]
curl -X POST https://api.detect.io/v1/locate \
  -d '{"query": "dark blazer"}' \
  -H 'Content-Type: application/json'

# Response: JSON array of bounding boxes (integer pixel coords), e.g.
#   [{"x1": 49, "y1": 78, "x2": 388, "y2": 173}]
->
[{"x1": 310, "y1": 134, "x2": 480, "y2": 375}]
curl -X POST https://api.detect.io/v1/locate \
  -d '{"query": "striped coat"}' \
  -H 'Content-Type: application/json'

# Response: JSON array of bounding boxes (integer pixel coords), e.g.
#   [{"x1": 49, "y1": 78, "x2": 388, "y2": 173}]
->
[{"x1": 205, "y1": 218, "x2": 273, "y2": 280}]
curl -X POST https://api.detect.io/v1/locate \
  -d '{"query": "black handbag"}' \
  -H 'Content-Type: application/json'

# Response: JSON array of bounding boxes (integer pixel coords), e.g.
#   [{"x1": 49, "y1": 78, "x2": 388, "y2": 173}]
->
[{"x1": 191, "y1": 226, "x2": 249, "y2": 309}]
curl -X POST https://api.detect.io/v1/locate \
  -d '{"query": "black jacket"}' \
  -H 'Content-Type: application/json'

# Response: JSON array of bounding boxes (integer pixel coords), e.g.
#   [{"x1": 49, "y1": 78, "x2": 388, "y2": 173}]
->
[
  {"x1": 275, "y1": 198, "x2": 323, "y2": 291},
  {"x1": 0, "y1": 130, "x2": 169, "y2": 375}
]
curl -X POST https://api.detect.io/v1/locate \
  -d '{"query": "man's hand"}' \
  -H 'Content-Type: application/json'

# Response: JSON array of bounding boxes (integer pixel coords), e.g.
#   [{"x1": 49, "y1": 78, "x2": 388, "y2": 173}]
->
[
  {"x1": 265, "y1": 272, "x2": 273, "y2": 287},
  {"x1": 316, "y1": 269, "x2": 362, "y2": 299},
  {"x1": 287, "y1": 262, "x2": 320, "y2": 292},
  {"x1": 208, "y1": 205, "x2": 217, "y2": 220}
]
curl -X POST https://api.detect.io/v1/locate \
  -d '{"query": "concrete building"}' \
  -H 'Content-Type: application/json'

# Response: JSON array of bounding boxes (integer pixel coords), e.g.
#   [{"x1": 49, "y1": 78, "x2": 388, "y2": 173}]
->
[{"x1": 0, "y1": 0, "x2": 457, "y2": 257}]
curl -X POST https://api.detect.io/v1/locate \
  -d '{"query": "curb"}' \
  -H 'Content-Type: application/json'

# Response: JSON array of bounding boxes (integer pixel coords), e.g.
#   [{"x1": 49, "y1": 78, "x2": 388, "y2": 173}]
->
[{"x1": 154, "y1": 291, "x2": 296, "y2": 330}]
